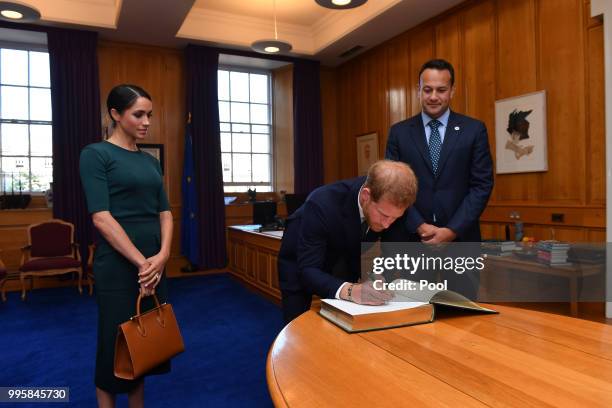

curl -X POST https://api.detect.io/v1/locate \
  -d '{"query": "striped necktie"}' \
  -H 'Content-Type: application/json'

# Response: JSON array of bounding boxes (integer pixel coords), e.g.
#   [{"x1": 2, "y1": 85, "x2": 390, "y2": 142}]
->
[{"x1": 428, "y1": 119, "x2": 442, "y2": 174}]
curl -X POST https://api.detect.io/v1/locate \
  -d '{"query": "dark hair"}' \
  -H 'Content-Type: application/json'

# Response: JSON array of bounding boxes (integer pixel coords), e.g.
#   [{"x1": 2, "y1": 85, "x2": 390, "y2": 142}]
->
[
  {"x1": 419, "y1": 59, "x2": 455, "y2": 86},
  {"x1": 507, "y1": 109, "x2": 532, "y2": 140},
  {"x1": 106, "y1": 84, "x2": 151, "y2": 124}
]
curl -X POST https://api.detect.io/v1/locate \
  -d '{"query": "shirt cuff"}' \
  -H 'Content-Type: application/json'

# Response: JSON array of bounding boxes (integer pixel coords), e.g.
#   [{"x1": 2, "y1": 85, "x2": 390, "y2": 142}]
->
[{"x1": 335, "y1": 282, "x2": 349, "y2": 299}]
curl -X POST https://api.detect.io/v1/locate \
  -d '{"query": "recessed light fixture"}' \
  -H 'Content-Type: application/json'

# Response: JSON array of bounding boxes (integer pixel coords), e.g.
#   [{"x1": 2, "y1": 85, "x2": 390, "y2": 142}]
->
[
  {"x1": 315, "y1": 0, "x2": 368, "y2": 10},
  {"x1": 0, "y1": 1, "x2": 41, "y2": 22},
  {"x1": 251, "y1": 0, "x2": 292, "y2": 55}
]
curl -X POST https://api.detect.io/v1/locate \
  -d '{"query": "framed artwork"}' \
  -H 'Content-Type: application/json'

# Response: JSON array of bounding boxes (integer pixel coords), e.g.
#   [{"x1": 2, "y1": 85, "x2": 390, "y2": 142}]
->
[
  {"x1": 356, "y1": 132, "x2": 379, "y2": 175},
  {"x1": 495, "y1": 90, "x2": 548, "y2": 174},
  {"x1": 137, "y1": 143, "x2": 164, "y2": 174}
]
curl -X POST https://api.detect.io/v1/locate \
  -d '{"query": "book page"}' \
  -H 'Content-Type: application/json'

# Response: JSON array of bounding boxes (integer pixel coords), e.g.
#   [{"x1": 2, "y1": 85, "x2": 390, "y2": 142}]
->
[
  {"x1": 432, "y1": 291, "x2": 497, "y2": 313},
  {"x1": 322, "y1": 299, "x2": 427, "y2": 316},
  {"x1": 390, "y1": 279, "x2": 497, "y2": 313},
  {"x1": 391, "y1": 279, "x2": 442, "y2": 303}
]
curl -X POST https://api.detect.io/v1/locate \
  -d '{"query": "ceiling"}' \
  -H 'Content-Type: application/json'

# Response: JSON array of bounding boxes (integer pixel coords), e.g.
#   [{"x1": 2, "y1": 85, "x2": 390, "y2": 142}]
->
[{"x1": 11, "y1": 0, "x2": 465, "y2": 66}]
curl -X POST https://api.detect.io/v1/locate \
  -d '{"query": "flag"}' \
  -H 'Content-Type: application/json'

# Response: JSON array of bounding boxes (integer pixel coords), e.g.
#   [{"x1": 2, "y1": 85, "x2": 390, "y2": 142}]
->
[{"x1": 180, "y1": 123, "x2": 200, "y2": 267}]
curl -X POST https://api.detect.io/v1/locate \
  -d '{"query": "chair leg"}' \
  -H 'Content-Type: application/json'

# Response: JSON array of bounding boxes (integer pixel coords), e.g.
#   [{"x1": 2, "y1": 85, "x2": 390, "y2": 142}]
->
[
  {"x1": 20, "y1": 273, "x2": 26, "y2": 301},
  {"x1": 77, "y1": 269, "x2": 83, "y2": 295},
  {"x1": 0, "y1": 279, "x2": 6, "y2": 302},
  {"x1": 88, "y1": 273, "x2": 93, "y2": 296}
]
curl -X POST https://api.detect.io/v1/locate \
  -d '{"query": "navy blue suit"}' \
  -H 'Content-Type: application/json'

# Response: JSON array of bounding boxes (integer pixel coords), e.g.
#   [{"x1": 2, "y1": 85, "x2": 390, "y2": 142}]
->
[
  {"x1": 385, "y1": 111, "x2": 493, "y2": 241},
  {"x1": 278, "y1": 177, "x2": 405, "y2": 323}
]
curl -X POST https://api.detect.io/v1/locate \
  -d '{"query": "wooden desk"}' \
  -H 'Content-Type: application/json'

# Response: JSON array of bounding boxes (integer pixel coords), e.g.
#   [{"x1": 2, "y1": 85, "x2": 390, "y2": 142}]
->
[
  {"x1": 227, "y1": 225, "x2": 283, "y2": 300},
  {"x1": 267, "y1": 306, "x2": 612, "y2": 407}
]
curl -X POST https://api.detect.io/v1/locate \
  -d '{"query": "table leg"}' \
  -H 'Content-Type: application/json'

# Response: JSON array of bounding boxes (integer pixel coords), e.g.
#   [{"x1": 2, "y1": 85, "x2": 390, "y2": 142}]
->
[{"x1": 569, "y1": 276, "x2": 578, "y2": 316}]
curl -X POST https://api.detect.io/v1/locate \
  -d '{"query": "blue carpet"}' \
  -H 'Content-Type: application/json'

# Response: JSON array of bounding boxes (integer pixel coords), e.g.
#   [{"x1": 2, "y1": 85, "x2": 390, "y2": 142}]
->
[{"x1": 0, "y1": 273, "x2": 285, "y2": 407}]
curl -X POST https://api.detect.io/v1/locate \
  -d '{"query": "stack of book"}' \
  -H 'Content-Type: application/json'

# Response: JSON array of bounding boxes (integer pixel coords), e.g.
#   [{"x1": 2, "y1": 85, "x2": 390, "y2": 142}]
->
[
  {"x1": 536, "y1": 240, "x2": 571, "y2": 266},
  {"x1": 481, "y1": 241, "x2": 518, "y2": 257}
]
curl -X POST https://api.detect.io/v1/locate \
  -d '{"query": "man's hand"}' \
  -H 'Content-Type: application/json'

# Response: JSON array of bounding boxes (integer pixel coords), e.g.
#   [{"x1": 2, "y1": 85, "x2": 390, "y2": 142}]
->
[
  {"x1": 342, "y1": 281, "x2": 393, "y2": 305},
  {"x1": 421, "y1": 227, "x2": 456, "y2": 244},
  {"x1": 417, "y1": 223, "x2": 437, "y2": 241}
]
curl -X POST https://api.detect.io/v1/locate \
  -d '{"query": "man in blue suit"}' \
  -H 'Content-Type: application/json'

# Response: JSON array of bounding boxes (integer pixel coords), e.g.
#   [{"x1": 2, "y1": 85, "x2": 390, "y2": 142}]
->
[
  {"x1": 386, "y1": 59, "x2": 493, "y2": 243},
  {"x1": 278, "y1": 160, "x2": 418, "y2": 323}
]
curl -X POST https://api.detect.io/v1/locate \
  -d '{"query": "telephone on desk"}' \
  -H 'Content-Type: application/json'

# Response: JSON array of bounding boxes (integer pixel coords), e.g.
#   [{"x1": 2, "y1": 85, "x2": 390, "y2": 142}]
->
[{"x1": 259, "y1": 216, "x2": 285, "y2": 232}]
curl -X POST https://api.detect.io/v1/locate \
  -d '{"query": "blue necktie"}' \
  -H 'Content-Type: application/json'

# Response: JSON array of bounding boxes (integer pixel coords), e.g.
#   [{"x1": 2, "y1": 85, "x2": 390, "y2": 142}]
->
[{"x1": 428, "y1": 119, "x2": 442, "y2": 174}]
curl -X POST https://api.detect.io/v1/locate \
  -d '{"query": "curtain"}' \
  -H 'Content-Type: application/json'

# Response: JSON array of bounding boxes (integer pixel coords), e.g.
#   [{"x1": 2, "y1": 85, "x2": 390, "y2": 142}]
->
[
  {"x1": 292, "y1": 60, "x2": 323, "y2": 194},
  {"x1": 47, "y1": 28, "x2": 100, "y2": 264},
  {"x1": 185, "y1": 45, "x2": 226, "y2": 269}
]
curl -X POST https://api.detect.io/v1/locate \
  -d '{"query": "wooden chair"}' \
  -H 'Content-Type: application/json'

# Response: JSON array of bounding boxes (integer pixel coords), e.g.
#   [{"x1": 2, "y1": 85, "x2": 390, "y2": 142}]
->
[{"x1": 19, "y1": 219, "x2": 83, "y2": 300}]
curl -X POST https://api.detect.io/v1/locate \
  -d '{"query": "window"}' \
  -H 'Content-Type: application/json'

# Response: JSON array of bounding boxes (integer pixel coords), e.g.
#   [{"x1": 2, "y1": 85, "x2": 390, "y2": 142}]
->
[
  {"x1": 0, "y1": 47, "x2": 52, "y2": 193},
  {"x1": 218, "y1": 68, "x2": 272, "y2": 192}
]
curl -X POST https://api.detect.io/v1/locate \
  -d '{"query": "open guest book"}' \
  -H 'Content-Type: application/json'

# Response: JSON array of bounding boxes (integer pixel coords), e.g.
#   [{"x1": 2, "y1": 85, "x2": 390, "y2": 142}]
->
[{"x1": 319, "y1": 280, "x2": 497, "y2": 333}]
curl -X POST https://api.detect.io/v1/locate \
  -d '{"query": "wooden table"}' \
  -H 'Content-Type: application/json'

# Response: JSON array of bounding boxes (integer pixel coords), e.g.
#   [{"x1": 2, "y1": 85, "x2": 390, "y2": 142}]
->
[
  {"x1": 267, "y1": 305, "x2": 612, "y2": 407},
  {"x1": 483, "y1": 256, "x2": 603, "y2": 316}
]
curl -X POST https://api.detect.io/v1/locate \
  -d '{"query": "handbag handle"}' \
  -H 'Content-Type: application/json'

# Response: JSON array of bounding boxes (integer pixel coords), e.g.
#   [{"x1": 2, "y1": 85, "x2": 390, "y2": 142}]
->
[{"x1": 133, "y1": 293, "x2": 166, "y2": 337}]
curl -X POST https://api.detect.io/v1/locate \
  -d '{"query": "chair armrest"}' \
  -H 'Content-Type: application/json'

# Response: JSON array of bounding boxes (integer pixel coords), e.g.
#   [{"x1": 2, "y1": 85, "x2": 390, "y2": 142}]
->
[{"x1": 71, "y1": 243, "x2": 82, "y2": 262}]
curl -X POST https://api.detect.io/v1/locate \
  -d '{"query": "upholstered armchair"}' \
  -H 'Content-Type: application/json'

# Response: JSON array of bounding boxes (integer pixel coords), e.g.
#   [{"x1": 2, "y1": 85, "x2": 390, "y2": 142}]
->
[{"x1": 19, "y1": 219, "x2": 83, "y2": 300}]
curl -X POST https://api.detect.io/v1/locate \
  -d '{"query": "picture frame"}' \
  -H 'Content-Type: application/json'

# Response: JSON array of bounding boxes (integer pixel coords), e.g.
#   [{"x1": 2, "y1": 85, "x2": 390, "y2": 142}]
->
[
  {"x1": 494, "y1": 90, "x2": 548, "y2": 174},
  {"x1": 356, "y1": 132, "x2": 379, "y2": 176},
  {"x1": 137, "y1": 143, "x2": 164, "y2": 174}
]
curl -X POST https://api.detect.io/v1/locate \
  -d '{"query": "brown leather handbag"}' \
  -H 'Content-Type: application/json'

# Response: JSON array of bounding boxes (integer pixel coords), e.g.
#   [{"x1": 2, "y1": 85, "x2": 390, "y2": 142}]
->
[{"x1": 114, "y1": 293, "x2": 185, "y2": 380}]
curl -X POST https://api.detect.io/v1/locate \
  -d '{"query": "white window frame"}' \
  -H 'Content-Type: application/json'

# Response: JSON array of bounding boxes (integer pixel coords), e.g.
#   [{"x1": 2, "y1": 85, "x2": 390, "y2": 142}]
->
[
  {"x1": 218, "y1": 66, "x2": 273, "y2": 192},
  {"x1": 0, "y1": 42, "x2": 52, "y2": 194}
]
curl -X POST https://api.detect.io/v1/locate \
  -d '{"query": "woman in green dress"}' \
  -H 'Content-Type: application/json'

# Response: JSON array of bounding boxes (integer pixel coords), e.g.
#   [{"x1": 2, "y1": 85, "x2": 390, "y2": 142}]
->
[{"x1": 79, "y1": 84, "x2": 173, "y2": 407}]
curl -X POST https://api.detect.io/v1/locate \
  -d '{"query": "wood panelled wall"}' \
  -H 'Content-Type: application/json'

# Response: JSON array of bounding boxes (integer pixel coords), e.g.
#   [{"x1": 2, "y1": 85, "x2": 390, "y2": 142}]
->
[
  {"x1": 98, "y1": 41, "x2": 187, "y2": 276},
  {"x1": 272, "y1": 65, "x2": 294, "y2": 193},
  {"x1": 320, "y1": 0, "x2": 605, "y2": 242}
]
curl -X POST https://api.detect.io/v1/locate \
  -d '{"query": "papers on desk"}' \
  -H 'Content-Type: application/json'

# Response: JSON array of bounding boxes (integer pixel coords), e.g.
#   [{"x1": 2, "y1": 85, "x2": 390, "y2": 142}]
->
[{"x1": 260, "y1": 230, "x2": 283, "y2": 238}]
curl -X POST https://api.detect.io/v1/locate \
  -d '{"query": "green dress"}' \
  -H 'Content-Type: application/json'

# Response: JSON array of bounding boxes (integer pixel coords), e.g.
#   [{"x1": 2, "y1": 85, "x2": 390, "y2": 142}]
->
[{"x1": 79, "y1": 141, "x2": 170, "y2": 393}]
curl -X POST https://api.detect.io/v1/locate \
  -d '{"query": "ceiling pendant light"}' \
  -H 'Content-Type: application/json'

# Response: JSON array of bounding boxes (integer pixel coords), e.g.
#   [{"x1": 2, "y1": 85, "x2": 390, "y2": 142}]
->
[
  {"x1": 251, "y1": 0, "x2": 292, "y2": 55},
  {"x1": 0, "y1": 1, "x2": 41, "y2": 22},
  {"x1": 315, "y1": 0, "x2": 368, "y2": 10}
]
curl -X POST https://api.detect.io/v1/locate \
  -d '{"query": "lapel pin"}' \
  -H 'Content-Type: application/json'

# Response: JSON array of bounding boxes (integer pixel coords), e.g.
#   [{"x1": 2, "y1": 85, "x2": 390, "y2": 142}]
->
[{"x1": 454, "y1": 126, "x2": 460, "y2": 131}]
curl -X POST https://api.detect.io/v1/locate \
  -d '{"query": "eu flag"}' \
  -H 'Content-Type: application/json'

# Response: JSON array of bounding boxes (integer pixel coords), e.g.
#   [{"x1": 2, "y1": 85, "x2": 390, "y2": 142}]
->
[{"x1": 181, "y1": 123, "x2": 200, "y2": 267}]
